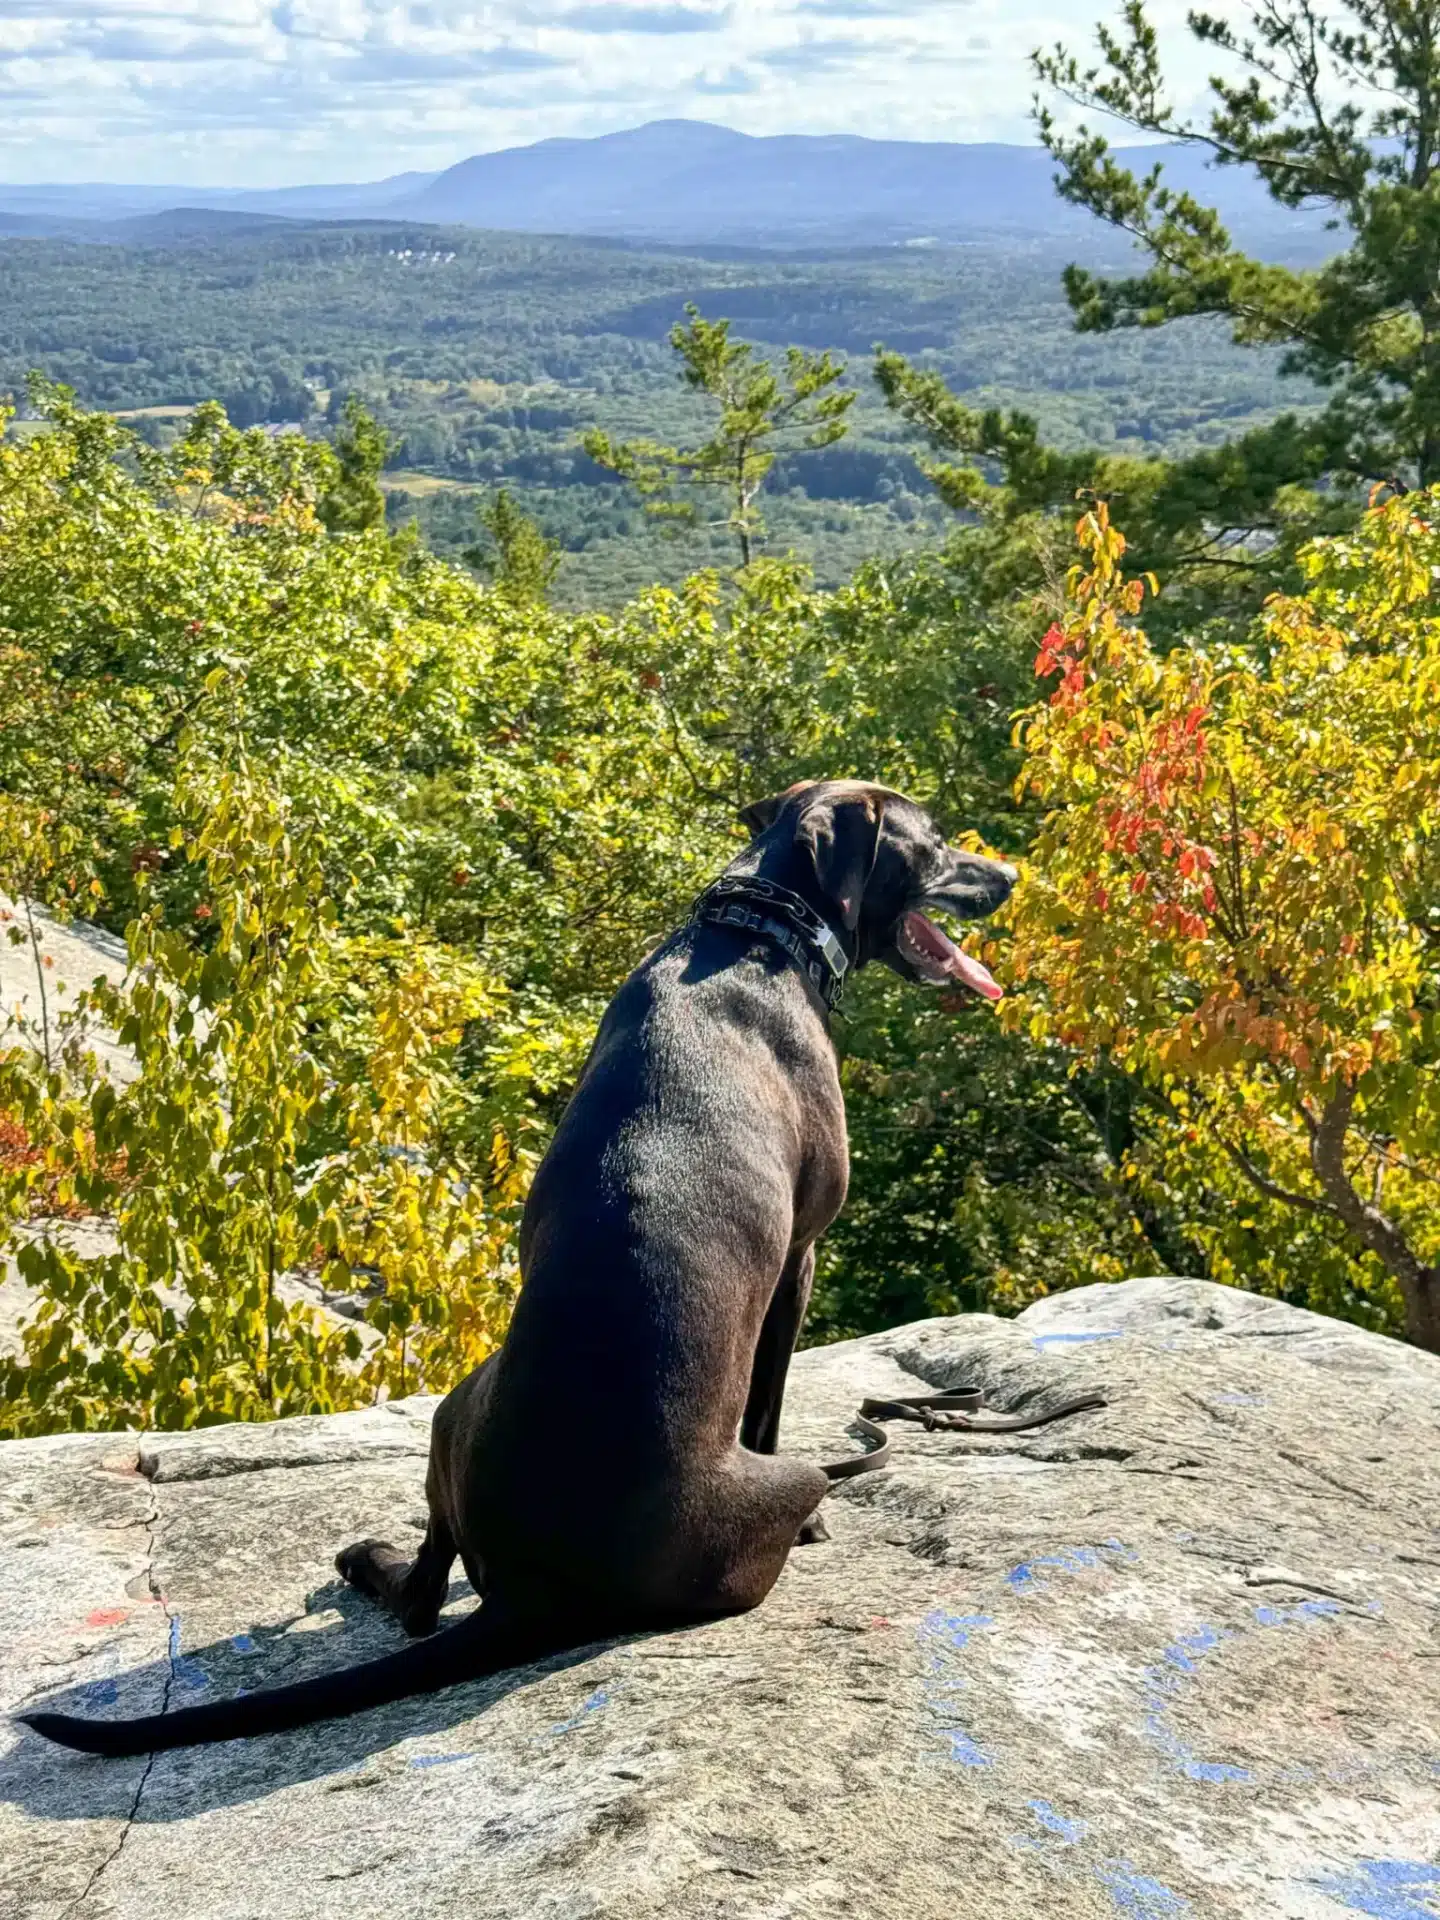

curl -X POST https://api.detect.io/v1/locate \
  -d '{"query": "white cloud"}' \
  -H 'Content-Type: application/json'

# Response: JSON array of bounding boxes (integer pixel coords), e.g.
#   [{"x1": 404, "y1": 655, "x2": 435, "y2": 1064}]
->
[{"x1": 0, "y1": 0, "x2": 1219, "y2": 185}]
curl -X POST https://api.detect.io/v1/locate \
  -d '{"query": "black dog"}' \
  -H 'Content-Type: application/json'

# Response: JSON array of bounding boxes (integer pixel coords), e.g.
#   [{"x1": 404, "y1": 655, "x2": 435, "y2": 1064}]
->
[{"x1": 26, "y1": 781, "x2": 1016, "y2": 1756}]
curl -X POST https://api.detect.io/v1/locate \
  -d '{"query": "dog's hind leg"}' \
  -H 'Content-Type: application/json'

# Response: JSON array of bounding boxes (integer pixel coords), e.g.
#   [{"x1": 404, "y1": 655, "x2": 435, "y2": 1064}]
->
[
  {"x1": 698, "y1": 1452, "x2": 834, "y2": 1614},
  {"x1": 336, "y1": 1513, "x2": 458, "y2": 1637},
  {"x1": 335, "y1": 1366, "x2": 481, "y2": 1635}
]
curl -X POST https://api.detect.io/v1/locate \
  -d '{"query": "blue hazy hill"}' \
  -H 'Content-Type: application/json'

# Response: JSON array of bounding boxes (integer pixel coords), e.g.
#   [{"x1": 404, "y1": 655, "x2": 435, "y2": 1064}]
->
[{"x1": 0, "y1": 121, "x2": 1330, "y2": 254}]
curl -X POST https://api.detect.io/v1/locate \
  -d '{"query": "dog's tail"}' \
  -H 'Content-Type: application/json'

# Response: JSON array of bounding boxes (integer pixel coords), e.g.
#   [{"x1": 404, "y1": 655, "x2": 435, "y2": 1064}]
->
[{"x1": 19, "y1": 1604, "x2": 568, "y2": 1758}]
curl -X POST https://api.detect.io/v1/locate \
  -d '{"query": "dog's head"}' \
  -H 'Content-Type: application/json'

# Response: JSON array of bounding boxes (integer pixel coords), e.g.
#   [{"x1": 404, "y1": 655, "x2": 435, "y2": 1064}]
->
[{"x1": 738, "y1": 779, "x2": 1015, "y2": 1001}]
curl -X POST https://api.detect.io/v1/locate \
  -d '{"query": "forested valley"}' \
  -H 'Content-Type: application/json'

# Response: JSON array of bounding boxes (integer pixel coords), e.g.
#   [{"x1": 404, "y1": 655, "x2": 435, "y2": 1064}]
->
[
  {"x1": 3, "y1": 0, "x2": 1439, "y2": 1436},
  {"x1": 0, "y1": 219, "x2": 1309, "y2": 604}
]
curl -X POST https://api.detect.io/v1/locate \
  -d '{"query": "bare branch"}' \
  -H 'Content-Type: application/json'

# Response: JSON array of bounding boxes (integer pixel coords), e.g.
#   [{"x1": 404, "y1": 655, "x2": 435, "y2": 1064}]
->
[{"x1": 1217, "y1": 1130, "x2": 1341, "y2": 1215}]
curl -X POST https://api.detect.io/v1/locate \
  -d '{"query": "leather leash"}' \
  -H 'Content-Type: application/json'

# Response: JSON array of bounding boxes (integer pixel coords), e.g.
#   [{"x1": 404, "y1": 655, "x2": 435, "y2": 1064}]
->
[{"x1": 822, "y1": 1386, "x2": 1109, "y2": 1481}]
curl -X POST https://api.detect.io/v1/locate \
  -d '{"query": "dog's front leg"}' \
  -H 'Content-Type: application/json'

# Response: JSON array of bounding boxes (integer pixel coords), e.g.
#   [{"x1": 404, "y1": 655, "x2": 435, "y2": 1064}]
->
[{"x1": 741, "y1": 1246, "x2": 829, "y2": 1543}]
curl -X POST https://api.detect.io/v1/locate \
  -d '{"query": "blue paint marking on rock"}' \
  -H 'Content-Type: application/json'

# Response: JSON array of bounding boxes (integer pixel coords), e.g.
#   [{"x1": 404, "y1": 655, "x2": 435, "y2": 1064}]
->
[
  {"x1": 1139, "y1": 1589, "x2": 1383, "y2": 1790},
  {"x1": 410, "y1": 1752, "x2": 472, "y2": 1770},
  {"x1": 1005, "y1": 1544, "x2": 1110, "y2": 1592},
  {"x1": 917, "y1": 1610, "x2": 997, "y2": 1768},
  {"x1": 1162, "y1": 1625, "x2": 1226, "y2": 1673},
  {"x1": 1016, "y1": 1797, "x2": 1189, "y2": 1908},
  {"x1": 166, "y1": 1613, "x2": 209, "y2": 1692},
  {"x1": 83, "y1": 1679, "x2": 119, "y2": 1706},
  {"x1": 544, "y1": 1684, "x2": 613, "y2": 1738},
  {"x1": 1140, "y1": 1627, "x2": 1255, "y2": 1786},
  {"x1": 939, "y1": 1728, "x2": 993, "y2": 1768},
  {"x1": 1310, "y1": 1858, "x2": 1440, "y2": 1919},
  {"x1": 1029, "y1": 1799, "x2": 1088, "y2": 1843},
  {"x1": 1255, "y1": 1596, "x2": 1377, "y2": 1628},
  {"x1": 1096, "y1": 1858, "x2": 1190, "y2": 1915},
  {"x1": 921, "y1": 1610, "x2": 995, "y2": 1650}
]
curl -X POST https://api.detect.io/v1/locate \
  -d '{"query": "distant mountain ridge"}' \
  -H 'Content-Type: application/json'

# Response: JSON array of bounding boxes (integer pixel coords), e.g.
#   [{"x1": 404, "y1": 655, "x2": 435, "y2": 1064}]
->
[
  {"x1": 0, "y1": 120, "x2": 1330, "y2": 253},
  {"x1": 0, "y1": 171, "x2": 438, "y2": 230}
]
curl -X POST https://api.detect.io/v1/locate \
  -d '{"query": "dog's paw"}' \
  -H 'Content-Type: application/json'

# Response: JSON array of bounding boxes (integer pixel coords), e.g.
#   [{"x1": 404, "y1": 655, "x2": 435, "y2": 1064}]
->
[
  {"x1": 796, "y1": 1512, "x2": 831, "y2": 1546},
  {"x1": 335, "y1": 1538, "x2": 395, "y2": 1587}
]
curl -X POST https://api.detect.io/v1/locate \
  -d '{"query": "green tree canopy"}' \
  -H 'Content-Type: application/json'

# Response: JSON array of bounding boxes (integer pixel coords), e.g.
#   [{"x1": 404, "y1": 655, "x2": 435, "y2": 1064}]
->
[
  {"x1": 1035, "y1": 0, "x2": 1440, "y2": 488},
  {"x1": 320, "y1": 395, "x2": 389, "y2": 534},
  {"x1": 877, "y1": 0, "x2": 1440, "y2": 638},
  {"x1": 465, "y1": 488, "x2": 562, "y2": 607},
  {"x1": 583, "y1": 304, "x2": 855, "y2": 569}
]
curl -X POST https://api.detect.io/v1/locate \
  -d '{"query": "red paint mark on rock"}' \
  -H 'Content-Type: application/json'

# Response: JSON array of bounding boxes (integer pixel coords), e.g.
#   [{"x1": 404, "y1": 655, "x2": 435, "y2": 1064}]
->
[
  {"x1": 870, "y1": 1617, "x2": 893, "y2": 1630},
  {"x1": 85, "y1": 1608, "x2": 130, "y2": 1628}
]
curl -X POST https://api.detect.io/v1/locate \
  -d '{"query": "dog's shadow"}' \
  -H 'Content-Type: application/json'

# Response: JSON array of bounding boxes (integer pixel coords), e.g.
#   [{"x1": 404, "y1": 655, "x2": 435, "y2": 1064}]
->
[{"x1": 2, "y1": 1574, "x2": 631, "y2": 1823}]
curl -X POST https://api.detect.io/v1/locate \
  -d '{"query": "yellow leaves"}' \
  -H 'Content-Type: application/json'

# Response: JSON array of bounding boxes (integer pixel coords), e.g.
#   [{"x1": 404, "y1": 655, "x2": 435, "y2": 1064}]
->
[
  {"x1": 1008, "y1": 492, "x2": 1440, "y2": 1218},
  {"x1": 0, "y1": 755, "x2": 530, "y2": 1438}
]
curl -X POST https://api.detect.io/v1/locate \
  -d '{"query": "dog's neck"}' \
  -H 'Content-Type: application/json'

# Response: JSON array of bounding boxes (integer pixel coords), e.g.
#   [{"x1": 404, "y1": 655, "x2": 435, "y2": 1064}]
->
[{"x1": 722, "y1": 845, "x2": 858, "y2": 968}]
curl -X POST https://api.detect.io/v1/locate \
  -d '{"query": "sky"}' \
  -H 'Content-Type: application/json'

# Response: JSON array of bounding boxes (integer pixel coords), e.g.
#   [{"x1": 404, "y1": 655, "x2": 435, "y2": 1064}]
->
[{"x1": 0, "y1": 0, "x2": 1203, "y2": 186}]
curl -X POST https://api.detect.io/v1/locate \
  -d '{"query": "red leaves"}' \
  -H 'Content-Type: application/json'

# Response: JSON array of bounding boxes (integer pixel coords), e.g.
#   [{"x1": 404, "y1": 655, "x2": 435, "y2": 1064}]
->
[
  {"x1": 1034, "y1": 624, "x2": 1065, "y2": 677},
  {"x1": 1034, "y1": 622, "x2": 1090, "y2": 709}
]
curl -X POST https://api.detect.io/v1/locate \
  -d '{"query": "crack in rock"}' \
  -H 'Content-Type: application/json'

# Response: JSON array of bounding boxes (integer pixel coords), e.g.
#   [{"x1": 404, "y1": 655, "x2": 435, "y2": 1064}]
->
[{"x1": 60, "y1": 1478, "x2": 175, "y2": 1919}]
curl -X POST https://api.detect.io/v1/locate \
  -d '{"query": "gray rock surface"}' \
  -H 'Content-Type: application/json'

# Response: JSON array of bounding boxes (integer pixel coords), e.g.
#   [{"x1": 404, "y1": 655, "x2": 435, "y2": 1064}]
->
[
  {"x1": 1, "y1": 1277, "x2": 1437, "y2": 1920},
  {"x1": 0, "y1": 897, "x2": 133, "y2": 1087}
]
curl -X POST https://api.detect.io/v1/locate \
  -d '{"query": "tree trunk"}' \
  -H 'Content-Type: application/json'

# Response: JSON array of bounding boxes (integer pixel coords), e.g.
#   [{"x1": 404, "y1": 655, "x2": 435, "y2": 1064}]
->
[{"x1": 1308, "y1": 1083, "x2": 1440, "y2": 1354}]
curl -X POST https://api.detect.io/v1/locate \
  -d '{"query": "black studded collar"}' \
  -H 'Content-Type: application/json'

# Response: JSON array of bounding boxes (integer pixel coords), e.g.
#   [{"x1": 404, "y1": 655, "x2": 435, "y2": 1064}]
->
[{"x1": 691, "y1": 874, "x2": 849, "y2": 1012}]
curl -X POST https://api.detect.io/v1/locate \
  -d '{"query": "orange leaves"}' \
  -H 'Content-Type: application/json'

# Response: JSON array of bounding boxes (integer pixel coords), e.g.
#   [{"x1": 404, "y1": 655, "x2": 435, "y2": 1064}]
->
[
  {"x1": 1007, "y1": 492, "x2": 1440, "y2": 1205},
  {"x1": 1147, "y1": 900, "x2": 1209, "y2": 942},
  {"x1": 1034, "y1": 623, "x2": 1065, "y2": 678},
  {"x1": 1158, "y1": 991, "x2": 1330, "y2": 1079},
  {"x1": 1034, "y1": 620, "x2": 1091, "y2": 711}
]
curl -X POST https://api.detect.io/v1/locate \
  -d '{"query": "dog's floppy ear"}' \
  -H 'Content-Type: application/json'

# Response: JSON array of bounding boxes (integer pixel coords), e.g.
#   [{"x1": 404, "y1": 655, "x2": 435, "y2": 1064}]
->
[
  {"x1": 797, "y1": 790, "x2": 885, "y2": 933},
  {"x1": 738, "y1": 780, "x2": 817, "y2": 840}
]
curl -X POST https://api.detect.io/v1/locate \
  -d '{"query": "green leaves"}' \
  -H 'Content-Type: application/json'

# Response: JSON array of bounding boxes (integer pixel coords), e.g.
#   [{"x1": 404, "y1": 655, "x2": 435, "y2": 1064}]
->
[
  {"x1": 465, "y1": 489, "x2": 562, "y2": 607},
  {"x1": 1034, "y1": 0, "x2": 1440, "y2": 495},
  {"x1": 583, "y1": 304, "x2": 855, "y2": 569},
  {"x1": 0, "y1": 752, "x2": 521, "y2": 1436},
  {"x1": 319, "y1": 397, "x2": 389, "y2": 535}
]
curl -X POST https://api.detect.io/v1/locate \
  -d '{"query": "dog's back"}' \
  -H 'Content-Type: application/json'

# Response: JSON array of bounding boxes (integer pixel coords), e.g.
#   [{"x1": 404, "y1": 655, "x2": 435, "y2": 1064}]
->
[{"x1": 461, "y1": 927, "x2": 845, "y2": 1597}]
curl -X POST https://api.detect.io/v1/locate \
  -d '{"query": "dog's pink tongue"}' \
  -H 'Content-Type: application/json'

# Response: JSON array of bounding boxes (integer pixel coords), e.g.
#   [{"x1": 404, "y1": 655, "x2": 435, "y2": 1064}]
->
[
  {"x1": 947, "y1": 946, "x2": 1004, "y2": 1002},
  {"x1": 904, "y1": 910, "x2": 1004, "y2": 1002}
]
